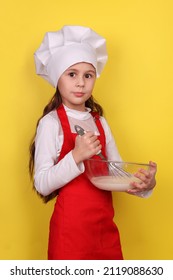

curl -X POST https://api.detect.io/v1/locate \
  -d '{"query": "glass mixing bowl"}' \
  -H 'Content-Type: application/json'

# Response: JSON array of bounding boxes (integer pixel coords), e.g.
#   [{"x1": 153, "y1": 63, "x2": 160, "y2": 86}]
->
[{"x1": 85, "y1": 159, "x2": 150, "y2": 191}]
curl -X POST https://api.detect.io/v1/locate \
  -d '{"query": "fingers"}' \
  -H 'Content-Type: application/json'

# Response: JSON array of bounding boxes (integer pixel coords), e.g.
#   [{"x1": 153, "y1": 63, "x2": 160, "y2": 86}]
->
[
  {"x1": 127, "y1": 162, "x2": 157, "y2": 194},
  {"x1": 134, "y1": 168, "x2": 151, "y2": 183},
  {"x1": 127, "y1": 180, "x2": 150, "y2": 194},
  {"x1": 149, "y1": 161, "x2": 157, "y2": 168},
  {"x1": 82, "y1": 131, "x2": 101, "y2": 150},
  {"x1": 73, "y1": 131, "x2": 102, "y2": 163},
  {"x1": 149, "y1": 161, "x2": 157, "y2": 175}
]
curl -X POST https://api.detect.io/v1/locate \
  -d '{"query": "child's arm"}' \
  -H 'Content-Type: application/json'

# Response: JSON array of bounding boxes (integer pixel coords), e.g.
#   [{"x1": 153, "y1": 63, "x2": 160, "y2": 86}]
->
[
  {"x1": 34, "y1": 113, "x2": 102, "y2": 196},
  {"x1": 34, "y1": 114, "x2": 85, "y2": 196}
]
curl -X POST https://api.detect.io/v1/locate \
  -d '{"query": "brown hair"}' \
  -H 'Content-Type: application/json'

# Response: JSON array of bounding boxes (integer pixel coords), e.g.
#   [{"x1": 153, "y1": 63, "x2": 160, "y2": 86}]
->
[{"x1": 29, "y1": 88, "x2": 103, "y2": 203}]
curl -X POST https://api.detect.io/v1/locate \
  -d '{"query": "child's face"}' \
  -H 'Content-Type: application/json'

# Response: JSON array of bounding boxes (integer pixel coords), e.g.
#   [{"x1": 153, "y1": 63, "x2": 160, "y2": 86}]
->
[{"x1": 57, "y1": 62, "x2": 96, "y2": 111}]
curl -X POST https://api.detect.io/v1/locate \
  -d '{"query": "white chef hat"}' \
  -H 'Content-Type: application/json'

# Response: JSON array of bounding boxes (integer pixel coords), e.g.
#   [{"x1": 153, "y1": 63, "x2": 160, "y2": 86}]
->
[{"x1": 34, "y1": 25, "x2": 108, "y2": 87}]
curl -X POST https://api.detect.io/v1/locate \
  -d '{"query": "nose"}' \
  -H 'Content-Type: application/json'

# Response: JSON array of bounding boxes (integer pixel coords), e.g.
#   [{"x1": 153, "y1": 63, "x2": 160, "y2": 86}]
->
[{"x1": 76, "y1": 76, "x2": 85, "y2": 87}]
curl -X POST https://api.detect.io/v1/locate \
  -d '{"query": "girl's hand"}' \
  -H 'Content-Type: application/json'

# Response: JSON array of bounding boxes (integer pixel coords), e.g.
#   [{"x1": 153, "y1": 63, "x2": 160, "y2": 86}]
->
[
  {"x1": 72, "y1": 131, "x2": 102, "y2": 164},
  {"x1": 127, "y1": 161, "x2": 157, "y2": 195}
]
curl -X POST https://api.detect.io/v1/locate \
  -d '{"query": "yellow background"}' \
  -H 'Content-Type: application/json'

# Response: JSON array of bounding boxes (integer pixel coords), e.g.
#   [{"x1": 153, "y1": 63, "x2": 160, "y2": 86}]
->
[{"x1": 0, "y1": 0, "x2": 173, "y2": 260}]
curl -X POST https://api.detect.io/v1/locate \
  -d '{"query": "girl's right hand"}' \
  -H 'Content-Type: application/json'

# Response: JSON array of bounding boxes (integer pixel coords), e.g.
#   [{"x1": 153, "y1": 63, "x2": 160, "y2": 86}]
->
[{"x1": 72, "y1": 131, "x2": 102, "y2": 164}]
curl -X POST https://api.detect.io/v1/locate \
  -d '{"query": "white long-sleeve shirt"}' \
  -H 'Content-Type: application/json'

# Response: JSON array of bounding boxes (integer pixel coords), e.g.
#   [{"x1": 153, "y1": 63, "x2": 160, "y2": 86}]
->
[{"x1": 34, "y1": 105, "x2": 152, "y2": 198}]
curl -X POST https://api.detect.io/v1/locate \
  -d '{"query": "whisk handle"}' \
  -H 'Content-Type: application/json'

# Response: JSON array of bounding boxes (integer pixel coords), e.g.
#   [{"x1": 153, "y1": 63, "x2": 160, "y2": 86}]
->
[{"x1": 74, "y1": 125, "x2": 85, "y2": 136}]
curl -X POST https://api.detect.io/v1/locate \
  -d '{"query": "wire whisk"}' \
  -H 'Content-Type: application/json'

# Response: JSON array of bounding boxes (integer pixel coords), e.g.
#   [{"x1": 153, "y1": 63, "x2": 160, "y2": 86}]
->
[{"x1": 74, "y1": 125, "x2": 132, "y2": 178}]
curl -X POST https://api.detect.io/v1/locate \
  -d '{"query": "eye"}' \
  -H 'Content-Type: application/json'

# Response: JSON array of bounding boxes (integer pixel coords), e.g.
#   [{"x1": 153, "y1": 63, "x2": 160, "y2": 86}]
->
[
  {"x1": 68, "y1": 72, "x2": 76, "y2": 77},
  {"x1": 85, "y1": 73, "x2": 92, "y2": 78}
]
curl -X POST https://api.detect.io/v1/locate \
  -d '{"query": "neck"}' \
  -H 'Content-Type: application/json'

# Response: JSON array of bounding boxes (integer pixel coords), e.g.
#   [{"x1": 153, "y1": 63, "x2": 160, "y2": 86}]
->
[{"x1": 62, "y1": 103, "x2": 86, "y2": 112}]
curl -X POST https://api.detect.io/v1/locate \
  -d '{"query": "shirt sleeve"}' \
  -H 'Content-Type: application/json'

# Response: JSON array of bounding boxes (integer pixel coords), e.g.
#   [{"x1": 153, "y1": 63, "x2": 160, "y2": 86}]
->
[{"x1": 34, "y1": 114, "x2": 84, "y2": 196}]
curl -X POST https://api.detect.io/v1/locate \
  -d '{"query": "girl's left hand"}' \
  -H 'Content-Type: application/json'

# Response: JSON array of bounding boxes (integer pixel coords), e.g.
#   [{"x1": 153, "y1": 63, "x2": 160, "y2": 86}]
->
[{"x1": 127, "y1": 161, "x2": 157, "y2": 195}]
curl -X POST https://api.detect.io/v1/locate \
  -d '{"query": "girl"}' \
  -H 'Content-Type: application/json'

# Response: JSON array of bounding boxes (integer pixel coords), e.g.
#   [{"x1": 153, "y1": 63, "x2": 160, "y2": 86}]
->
[{"x1": 29, "y1": 25, "x2": 157, "y2": 260}]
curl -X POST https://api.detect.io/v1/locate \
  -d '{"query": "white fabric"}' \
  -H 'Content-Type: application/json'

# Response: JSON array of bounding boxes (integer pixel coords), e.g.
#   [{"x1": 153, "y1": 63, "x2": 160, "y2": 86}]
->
[
  {"x1": 34, "y1": 25, "x2": 108, "y2": 87},
  {"x1": 34, "y1": 105, "x2": 151, "y2": 198}
]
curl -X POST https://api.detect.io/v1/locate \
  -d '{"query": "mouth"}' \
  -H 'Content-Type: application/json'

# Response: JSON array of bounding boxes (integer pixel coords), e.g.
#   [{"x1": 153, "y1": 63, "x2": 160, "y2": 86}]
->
[{"x1": 73, "y1": 92, "x2": 85, "y2": 97}]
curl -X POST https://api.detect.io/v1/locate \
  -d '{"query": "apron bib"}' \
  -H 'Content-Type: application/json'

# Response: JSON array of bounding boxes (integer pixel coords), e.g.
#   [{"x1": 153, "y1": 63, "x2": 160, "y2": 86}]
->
[{"x1": 48, "y1": 105, "x2": 123, "y2": 260}]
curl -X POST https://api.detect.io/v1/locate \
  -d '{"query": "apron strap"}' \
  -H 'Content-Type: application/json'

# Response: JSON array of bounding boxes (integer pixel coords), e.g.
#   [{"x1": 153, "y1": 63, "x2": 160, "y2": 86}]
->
[{"x1": 91, "y1": 111, "x2": 106, "y2": 158}]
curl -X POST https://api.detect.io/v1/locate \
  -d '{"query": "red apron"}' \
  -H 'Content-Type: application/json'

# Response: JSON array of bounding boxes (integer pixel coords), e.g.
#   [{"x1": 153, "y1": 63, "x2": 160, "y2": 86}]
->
[{"x1": 48, "y1": 105, "x2": 123, "y2": 260}]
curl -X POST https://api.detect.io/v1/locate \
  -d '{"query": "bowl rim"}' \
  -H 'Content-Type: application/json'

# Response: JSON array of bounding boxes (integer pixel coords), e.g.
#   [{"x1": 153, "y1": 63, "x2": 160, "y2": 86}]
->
[{"x1": 85, "y1": 159, "x2": 150, "y2": 167}]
